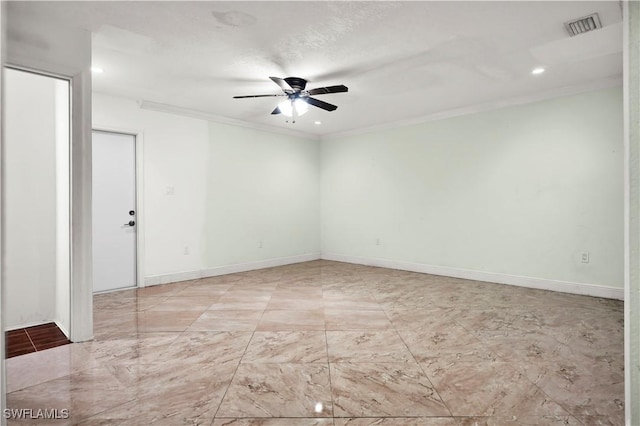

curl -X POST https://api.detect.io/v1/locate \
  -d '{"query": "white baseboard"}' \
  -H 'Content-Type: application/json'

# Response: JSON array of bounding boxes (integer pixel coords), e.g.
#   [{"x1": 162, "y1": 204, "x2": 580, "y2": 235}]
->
[
  {"x1": 4, "y1": 321, "x2": 50, "y2": 332},
  {"x1": 145, "y1": 253, "x2": 321, "y2": 286},
  {"x1": 55, "y1": 321, "x2": 70, "y2": 340},
  {"x1": 321, "y1": 253, "x2": 624, "y2": 300},
  {"x1": 142, "y1": 251, "x2": 623, "y2": 300},
  {"x1": 93, "y1": 285, "x2": 137, "y2": 295}
]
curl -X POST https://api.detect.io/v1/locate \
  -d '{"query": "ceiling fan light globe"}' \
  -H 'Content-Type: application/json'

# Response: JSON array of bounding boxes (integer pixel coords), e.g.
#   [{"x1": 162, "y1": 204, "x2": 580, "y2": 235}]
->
[
  {"x1": 295, "y1": 99, "x2": 309, "y2": 116},
  {"x1": 278, "y1": 100, "x2": 293, "y2": 117},
  {"x1": 277, "y1": 99, "x2": 309, "y2": 117}
]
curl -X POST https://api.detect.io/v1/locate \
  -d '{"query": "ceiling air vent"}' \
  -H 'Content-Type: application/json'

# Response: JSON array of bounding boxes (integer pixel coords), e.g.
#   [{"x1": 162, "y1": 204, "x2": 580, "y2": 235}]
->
[{"x1": 564, "y1": 13, "x2": 602, "y2": 37}]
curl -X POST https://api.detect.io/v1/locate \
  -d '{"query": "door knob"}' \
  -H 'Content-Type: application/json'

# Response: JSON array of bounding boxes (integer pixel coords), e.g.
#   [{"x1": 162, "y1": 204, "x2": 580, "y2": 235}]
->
[{"x1": 124, "y1": 220, "x2": 135, "y2": 227}]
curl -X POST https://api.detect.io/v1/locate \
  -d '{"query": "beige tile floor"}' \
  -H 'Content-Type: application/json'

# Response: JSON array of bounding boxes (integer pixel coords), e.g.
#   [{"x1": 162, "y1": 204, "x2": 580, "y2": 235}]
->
[{"x1": 6, "y1": 260, "x2": 624, "y2": 425}]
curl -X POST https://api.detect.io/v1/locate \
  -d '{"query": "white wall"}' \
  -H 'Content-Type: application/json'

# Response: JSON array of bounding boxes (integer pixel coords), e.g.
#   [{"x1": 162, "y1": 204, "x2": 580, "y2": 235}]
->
[
  {"x1": 624, "y1": 0, "x2": 640, "y2": 422},
  {"x1": 322, "y1": 86, "x2": 624, "y2": 292},
  {"x1": 4, "y1": 69, "x2": 64, "y2": 328},
  {"x1": 92, "y1": 93, "x2": 320, "y2": 282},
  {"x1": 204, "y1": 124, "x2": 320, "y2": 267}
]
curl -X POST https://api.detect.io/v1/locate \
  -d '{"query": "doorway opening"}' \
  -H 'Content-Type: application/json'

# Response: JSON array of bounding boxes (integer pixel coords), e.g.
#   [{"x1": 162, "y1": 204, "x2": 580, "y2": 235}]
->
[{"x1": 3, "y1": 67, "x2": 71, "y2": 340}]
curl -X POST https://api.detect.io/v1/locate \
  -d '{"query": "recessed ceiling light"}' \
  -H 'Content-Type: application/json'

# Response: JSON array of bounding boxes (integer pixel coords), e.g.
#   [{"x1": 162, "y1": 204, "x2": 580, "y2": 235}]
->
[
  {"x1": 531, "y1": 67, "x2": 545, "y2": 75},
  {"x1": 91, "y1": 67, "x2": 104, "y2": 73},
  {"x1": 314, "y1": 121, "x2": 322, "y2": 125}
]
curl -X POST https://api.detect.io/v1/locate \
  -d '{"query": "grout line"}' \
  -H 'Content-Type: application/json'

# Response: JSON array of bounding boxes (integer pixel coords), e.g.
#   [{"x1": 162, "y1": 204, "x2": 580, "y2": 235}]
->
[
  {"x1": 23, "y1": 329, "x2": 38, "y2": 354},
  {"x1": 211, "y1": 279, "x2": 262, "y2": 421},
  {"x1": 395, "y1": 325, "x2": 456, "y2": 419},
  {"x1": 5, "y1": 329, "x2": 37, "y2": 358},
  {"x1": 78, "y1": 397, "x2": 139, "y2": 424},
  {"x1": 374, "y1": 280, "x2": 456, "y2": 419},
  {"x1": 322, "y1": 271, "x2": 337, "y2": 421},
  {"x1": 209, "y1": 329, "x2": 255, "y2": 417}
]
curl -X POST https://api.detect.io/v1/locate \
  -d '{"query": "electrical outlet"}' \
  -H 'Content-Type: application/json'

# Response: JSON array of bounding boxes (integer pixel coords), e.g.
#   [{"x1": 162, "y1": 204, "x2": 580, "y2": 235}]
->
[
  {"x1": 166, "y1": 186, "x2": 175, "y2": 195},
  {"x1": 375, "y1": 238, "x2": 381, "y2": 246},
  {"x1": 183, "y1": 245, "x2": 189, "y2": 255},
  {"x1": 258, "y1": 240, "x2": 263, "y2": 249},
  {"x1": 580, "y1": 252, "x2": 590, "y2": 263}
]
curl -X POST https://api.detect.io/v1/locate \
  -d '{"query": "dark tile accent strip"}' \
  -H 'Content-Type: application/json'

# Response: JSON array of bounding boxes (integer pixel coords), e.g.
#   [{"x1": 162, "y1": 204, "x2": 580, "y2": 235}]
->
[{"x1": 5, "y1": 323, "x2": 70, "y2": 359}]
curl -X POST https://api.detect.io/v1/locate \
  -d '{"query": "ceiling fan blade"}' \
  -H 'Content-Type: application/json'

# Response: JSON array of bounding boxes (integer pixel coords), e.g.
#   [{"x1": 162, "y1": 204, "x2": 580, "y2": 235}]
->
[
  {"x1": 233, "y1": 94, "x2": 284, "y2": 99},
  {"x1": 307, "y1": 85, "x2": 348, "y2": 96},
  {"x1": 269, "y1": 77, "x2": 293, "y2": 93},
  {"x1": 304, "y1": 97, "x2": 338, "y2": 112},
  {"x1": 271, "y1": 106, "x2": 281, "y2": 115}
]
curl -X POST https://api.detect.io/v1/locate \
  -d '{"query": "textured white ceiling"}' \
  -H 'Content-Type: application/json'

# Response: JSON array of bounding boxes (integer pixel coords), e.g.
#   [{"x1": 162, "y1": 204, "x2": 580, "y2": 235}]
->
[{"x1": 8, "y1": 1, "x2": 623, "y2": 138}]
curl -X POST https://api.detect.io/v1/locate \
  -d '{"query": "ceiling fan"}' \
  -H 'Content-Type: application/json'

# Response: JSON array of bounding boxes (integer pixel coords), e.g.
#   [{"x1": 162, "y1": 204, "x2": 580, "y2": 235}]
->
[{"x1": 233, "y1": 77, "x2": 348, "y2": 122}]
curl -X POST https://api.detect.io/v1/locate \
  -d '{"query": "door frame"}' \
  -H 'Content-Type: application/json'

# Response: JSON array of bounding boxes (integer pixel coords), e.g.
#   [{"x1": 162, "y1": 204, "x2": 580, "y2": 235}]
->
[
  {"x1": 92, "y1": 126, "x2": 146, "y2": 289},
  {"x1": 6, "y1": 64, "x2": 93, "y2": 342}
]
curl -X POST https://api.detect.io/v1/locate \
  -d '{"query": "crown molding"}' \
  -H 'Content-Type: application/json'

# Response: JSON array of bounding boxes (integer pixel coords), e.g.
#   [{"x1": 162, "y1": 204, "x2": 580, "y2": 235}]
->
[
  {"x1": 322, "y1": 76, "x2": 623, "y2": 141},
  {"x1": 136, "y1": 76, "x2": 621, "y2": 142},
  {"x1": 137, "y1": 100, "x2": 320, "y2": 141}
]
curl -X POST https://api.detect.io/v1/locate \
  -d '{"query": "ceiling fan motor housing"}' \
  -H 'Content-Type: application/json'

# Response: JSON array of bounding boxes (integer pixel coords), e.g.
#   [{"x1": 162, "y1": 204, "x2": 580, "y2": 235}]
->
[{"x1": 284, "y1": 77, "x2": 307, "y2": 91}]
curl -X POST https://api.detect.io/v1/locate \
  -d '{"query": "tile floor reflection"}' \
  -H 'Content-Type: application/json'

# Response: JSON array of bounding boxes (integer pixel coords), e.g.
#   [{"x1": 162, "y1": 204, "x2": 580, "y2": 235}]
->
[{"x1": 6, "y1": 260, "x2": 624, "y2": 425}]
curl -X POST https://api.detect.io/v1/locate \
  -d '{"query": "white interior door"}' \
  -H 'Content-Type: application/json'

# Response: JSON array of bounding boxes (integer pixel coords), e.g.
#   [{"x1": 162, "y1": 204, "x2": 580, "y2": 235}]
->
[{"x1": 92, "y1": 131, "x2": 137, "y2": 292}]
